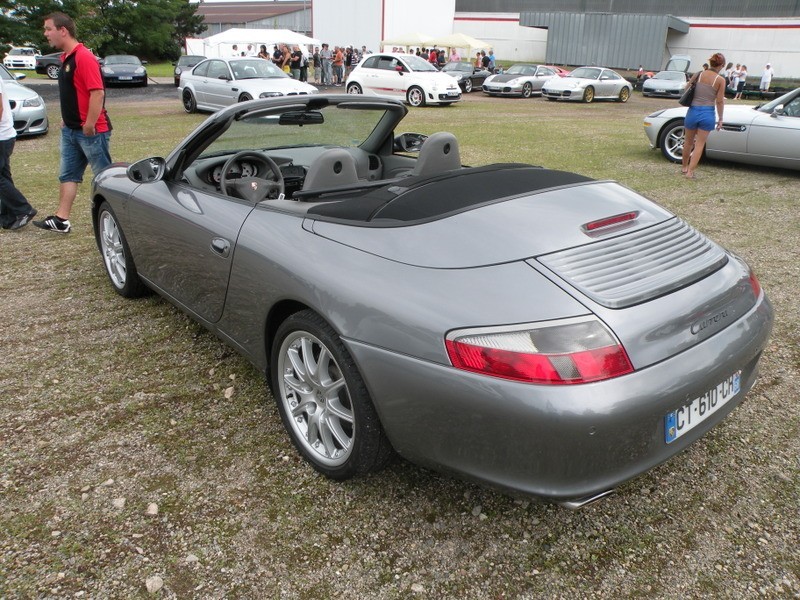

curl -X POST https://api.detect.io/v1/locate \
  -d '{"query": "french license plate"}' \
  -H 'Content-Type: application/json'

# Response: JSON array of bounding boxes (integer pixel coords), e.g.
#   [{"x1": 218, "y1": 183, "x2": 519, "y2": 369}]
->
[
  {"x1": 665, "y1": 371, "x2": 741, "y2": 444},
  {"x1": 656, "y1": 89, "x2": 666, "y2": 93},
  {"x1": 120, "y1": 76, "x2": 132, "y2": 80},
  {"x1": 447, "y1": 90, "x2": 459, "y2": 96}
]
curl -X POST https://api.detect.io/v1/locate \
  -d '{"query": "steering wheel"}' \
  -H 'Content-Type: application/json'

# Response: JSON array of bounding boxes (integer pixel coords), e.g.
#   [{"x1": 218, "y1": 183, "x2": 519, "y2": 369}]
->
[{"x1": 220, "y1": 151, "x2": 285, "y2": 202}]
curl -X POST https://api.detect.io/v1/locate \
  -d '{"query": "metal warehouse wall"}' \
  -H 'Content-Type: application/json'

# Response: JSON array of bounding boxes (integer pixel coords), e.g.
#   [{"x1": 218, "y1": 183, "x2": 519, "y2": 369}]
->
[
  {"x1": 455, "y1": 0, "x2": 800, "y2": 18},
  {"x1": 519, "y1": 12, "x2": 689, "y2": 69}
]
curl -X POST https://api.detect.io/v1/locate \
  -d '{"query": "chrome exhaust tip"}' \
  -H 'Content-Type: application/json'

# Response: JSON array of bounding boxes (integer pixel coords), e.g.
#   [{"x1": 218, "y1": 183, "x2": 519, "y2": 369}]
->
[{"x1": 556, "y1": 489, "x2": 615, "y2": 510}]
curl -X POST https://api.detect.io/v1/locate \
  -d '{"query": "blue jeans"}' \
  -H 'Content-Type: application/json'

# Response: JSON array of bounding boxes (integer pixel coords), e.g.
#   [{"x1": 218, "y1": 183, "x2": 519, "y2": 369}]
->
[
  {"x1": 59, "y1": 128, "x2": 112, "y2": 183},
  {"x1": 0, "y1": 137, "x2": 34, "y2": 227}
]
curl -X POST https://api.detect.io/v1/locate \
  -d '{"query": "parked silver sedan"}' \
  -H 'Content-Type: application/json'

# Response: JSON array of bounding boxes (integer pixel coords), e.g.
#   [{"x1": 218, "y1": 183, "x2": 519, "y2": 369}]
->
[
  {"x1": 91, "y1": 95, "x2": 772, "y2": 507},
  {"x1": 643, "y1": 87, "x2": 800, "y2": 170},
  {"x1": 542, "y1": 66, "x2": 632, "y2": 103},
  {"x1": 0, "y1": 65, "x2": 48, "y2": 137},
  {"x1": 179, "y1": 57, "x2": 317, "y2": 113}
]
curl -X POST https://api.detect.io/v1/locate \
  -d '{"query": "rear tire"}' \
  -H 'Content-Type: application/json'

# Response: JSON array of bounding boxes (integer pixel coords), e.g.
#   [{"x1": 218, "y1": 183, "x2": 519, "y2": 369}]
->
[
  {"x1": 463, "y1": 79, "x2": 473, "y2": 93},
  {"x1": 182, "y1": 89, "x2": 197, "y2": 113},
  {"x1": 271, "y1": 310, "x2": 393, "y2": 480},
  {"x1": 46, "y1": 64, "x2": 60, "y2": 79},
  {"x1": 618, "y1": 87, "x2": 630, "y2": 102}
]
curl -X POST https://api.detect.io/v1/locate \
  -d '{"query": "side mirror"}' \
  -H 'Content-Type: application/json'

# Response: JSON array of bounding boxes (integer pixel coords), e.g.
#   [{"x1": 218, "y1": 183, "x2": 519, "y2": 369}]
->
[
  {"x1": 14, "y1": 73, "x2": 26, "y2": 81},
  {"x1": 393, "y1": 132, "x2": 428, "y2": 153},
  {"x1": 127, "y1": 157, "x2": 166, "y2": 183},
  {"x1": 141, "y1": 60, "x2": 148, "y2": 65},
  {"x1": 395, "y1": 65, "x2": 404, "y2": 75},
  {"x1": 771, "y1": 104, "x2": 785, "y2": 118}
]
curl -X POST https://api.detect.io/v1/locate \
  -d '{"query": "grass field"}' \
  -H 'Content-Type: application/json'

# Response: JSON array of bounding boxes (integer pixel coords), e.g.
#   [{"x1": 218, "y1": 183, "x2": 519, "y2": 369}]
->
[{"x1": 1, "y1": 92, "x2": 798, "y2": 598}]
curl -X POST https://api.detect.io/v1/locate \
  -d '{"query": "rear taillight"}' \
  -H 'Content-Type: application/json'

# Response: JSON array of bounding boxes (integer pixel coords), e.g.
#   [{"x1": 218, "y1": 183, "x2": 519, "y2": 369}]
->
[
  {"x1": 748, "y1": 269, "x2": 762, "y2": 299},
  {"x1": 445, "y1": 317, "x2": 633, "y2": 385}
]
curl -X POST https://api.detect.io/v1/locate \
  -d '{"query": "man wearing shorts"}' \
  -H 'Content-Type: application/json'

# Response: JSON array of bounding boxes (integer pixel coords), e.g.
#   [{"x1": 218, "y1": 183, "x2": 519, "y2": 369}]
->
[{"x1": 34, "y1": 12, "x2": 112, "y2": 234}]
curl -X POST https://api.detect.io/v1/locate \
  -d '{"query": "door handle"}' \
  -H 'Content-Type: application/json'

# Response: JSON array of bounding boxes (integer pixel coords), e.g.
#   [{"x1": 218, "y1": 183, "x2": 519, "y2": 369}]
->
[{"x1": 211, "y1": 237, "x2": 231, "y2": 257}]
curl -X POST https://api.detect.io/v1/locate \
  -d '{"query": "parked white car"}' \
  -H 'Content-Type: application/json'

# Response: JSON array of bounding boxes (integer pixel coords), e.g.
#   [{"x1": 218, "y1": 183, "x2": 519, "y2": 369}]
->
[
  {"x1": 179, "y1": 57, "x2": 317, "y2": 113},
  {"x1": 346, "y1": 53, "x2": 461, "y2": 107},
  {"x1": 3, "y1": 47, "x2": 40, "y2": 70}
]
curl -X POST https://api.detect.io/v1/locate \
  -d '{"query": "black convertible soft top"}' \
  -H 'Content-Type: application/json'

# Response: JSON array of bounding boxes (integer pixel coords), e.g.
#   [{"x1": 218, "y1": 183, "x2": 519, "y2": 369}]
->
[{"x1": 305, "y1": 164, "x2": 593, "y2": 225}]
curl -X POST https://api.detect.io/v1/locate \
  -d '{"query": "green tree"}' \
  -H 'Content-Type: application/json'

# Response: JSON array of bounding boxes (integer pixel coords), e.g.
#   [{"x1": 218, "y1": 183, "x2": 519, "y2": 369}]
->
[{"x1": 1, "y1": 0, "x2": 205, "y2": 60}]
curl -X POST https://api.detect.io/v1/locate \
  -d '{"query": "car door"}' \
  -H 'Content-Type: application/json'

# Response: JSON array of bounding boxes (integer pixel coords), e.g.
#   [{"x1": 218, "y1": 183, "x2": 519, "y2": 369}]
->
[
  {"x1": 597, "y1": 70, "x2": 618, "y2": 97},
  {"x1": 187, "y1": 60, "x2": 210, "y2": 104},
  {"x1": 203, "y1": 60, "x2": 236, "y2": 109},
  {"x1": 373, "y1": 56, "x2": 406, "y2": 99},
  {"x1": 125, "y1": 179, "x2": 255, "y2": 323},
  {"x1": 355, "y1": 55, "x2": 382, "y2": 95},
  {"x1": 744, "y1": 93, "x2": 800, "y2": 169},
  {"x1": 533, "y1": 66, "x2": 555, "y2": 92}
]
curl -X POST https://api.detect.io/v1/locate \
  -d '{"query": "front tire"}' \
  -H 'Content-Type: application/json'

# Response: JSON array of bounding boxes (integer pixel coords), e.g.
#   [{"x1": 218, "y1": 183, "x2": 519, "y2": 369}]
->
[
  {"x1": 407, "y1": 86, "x2": 425, "y2": 107},
  {"x1": 182, "y1": 89, "x2": 197, "y2": 113},
  {"x1": 658, "y1": 119, "x2": 686, "y2": 163},
  {"x1": 238, "y1": 92, "x2": 253, "y2": 103},
  {"x1": 463, "y1": 78, "x2": 473, "y2": 93},
  {"x1": 582, "y1": 86, "x2": 595, "y2": 103},
  {"x1": 96, "y1": 202, "x2": 148, "y2": 298},
  {"x1": 346, "y1": 82, "x2": 362, "y2": 95},
  {"x1": 271, "y1": 310, "x2": 393, "y2": 480},
  {"x1": 521, "y1": 82, "x2": 533, "y2": 98},
  {"x1": 618, "y1": 87, "x2": 630, "y2": 102},
  {"x1": 46, "y1": 64, "x2": 60, "y2": 79}
]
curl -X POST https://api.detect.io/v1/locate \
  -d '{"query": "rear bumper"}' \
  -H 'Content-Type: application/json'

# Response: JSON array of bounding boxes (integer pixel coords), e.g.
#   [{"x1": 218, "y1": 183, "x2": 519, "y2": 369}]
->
[{"x1": 346, "y1": 292, "x2": 773, "y2": 502}]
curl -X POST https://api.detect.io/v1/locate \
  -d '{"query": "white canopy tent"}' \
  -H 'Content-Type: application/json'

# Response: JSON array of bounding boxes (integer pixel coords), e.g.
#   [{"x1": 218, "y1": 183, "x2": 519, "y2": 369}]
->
[
  {"x1": 185, "y1": 28, "x2": 321, "y2": 58},
  {"x1": 426, "y1": 32, "x2": 490, "y2": 51},
  {"x1": 379, "y1": 32, "x2": 433, "y2": 49}
]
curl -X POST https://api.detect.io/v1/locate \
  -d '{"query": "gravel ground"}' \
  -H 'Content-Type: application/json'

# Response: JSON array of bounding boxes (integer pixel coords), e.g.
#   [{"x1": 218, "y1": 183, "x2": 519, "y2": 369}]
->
[{"x1": 1, "y1": 90, "x2": 798, "y2": 599}]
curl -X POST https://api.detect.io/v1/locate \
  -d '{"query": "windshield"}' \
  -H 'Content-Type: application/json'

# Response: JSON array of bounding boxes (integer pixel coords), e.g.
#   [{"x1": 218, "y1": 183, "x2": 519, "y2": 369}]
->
[
  {"x1": 507, "y1": 64, "x2": 536, "y2": 75},
  {"x1": 443, "y1": 62, "x2": 471, "y2": 73},
  {"x1": 569, "y1": 67, "x2": 601, "y2": 80},
  {"x1": 0, "y1": 66, "x2": 15, "y2": 81},
  {"x1": 230, "y1": 59, "x2": 287, "y2": 80},
  {"x1": 105, "y1": 55, "x2": 141, "y2": 65},
  {"x1": 10, "y1": 48, "x2": 36, "y2": 56},
  {"x1": 401, "y1": 54, "x2": 439, "y2": 72},
  {"x1": 757, "y1": 88, "x2": 800, "y2": 114},
  {"x1": 197, "y1": 103, "x2": 393, "y2": 161},
  {"x1": 653, "y1": 71, "x2": 685, "y2": 81}
]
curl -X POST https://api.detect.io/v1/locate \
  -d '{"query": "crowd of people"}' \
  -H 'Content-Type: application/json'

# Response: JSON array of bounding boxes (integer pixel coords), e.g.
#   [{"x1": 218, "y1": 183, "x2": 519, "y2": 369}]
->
[{"x1": 719, "y1": 61, "x2": 775, "y2": 99}]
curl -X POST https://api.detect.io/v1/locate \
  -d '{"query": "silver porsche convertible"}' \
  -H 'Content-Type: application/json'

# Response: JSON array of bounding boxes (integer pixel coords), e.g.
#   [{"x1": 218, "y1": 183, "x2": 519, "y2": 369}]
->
[{"x1": 92, "y1": 95, "x2": 773, "y2": 507}]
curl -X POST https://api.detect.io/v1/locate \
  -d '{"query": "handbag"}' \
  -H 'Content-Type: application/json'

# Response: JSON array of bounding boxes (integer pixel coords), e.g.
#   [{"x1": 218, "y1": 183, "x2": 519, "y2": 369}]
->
[{"x1": 678, "y1": 76, "x2": 697, "y2": 107}]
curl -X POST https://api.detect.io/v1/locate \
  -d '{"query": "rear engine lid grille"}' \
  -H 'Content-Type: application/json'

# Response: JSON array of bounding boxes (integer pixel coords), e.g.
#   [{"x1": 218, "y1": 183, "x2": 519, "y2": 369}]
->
[{"x1": 535, "y1": 217, "x2": 728, "y2": 309}]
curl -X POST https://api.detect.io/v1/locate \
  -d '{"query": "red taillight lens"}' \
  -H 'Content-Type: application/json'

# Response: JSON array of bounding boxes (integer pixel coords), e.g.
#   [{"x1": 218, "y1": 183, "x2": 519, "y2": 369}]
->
[
  {"x1": 445, "y1": 318, "x2": 634, "y2": 385},
  {"x1": 748, "y1": 269, "x2": 762, "y2": 299}
]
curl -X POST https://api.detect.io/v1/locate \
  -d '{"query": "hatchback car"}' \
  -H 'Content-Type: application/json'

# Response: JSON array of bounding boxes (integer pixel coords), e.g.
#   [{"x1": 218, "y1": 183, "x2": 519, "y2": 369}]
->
[
  {"x1": 0, "y1": 65, "x2": 48, "y2": 136},
  {"x1": 173, "y1": 54, "x2": 206, "y2": 87},
  {"x1": 346, "y1": 52, "x2": 461, "y2": 106},
  {"x1": 179, "y1": 57, "x2": 318, "y2": 113},
  {"x1": 482, "y1": 64, "x2": 565, "y2": 98},
  {"x1": 101, "y1": 55, "x2": 148, "y2": 86},
  {"x1": 3, "y1": 47, "x2": 39, "y2": 70},
  {"x1": 542, "y1": 66, "x2": 632, "y2": 103}
]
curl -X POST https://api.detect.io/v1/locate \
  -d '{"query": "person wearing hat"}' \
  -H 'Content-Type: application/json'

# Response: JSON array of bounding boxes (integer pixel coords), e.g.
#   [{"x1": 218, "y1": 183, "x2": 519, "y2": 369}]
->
[{"x1": 759, "y1": 63, "x2": 775, "y2": 92}]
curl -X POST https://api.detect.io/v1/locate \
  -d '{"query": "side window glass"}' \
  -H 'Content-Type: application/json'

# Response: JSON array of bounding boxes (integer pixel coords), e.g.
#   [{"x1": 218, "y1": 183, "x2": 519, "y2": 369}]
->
[{"x1": 193, "y1": 61, "x2": 209, "y2": 77}]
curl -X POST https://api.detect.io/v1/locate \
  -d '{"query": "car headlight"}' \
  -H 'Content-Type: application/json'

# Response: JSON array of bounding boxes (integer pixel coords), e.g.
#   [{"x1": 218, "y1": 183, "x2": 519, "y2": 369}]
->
[
  {"x1": 102, "y1": 66, "x2": 113, "y2": 74},
  {"x1": 23, "y1": 97, "x2": 43, "y2": 107},
  {"x1": 175, "y1": 67, "x2": 182, "y2": 75},
  {"x1": 134, "y1": 67, "x2": 145, "y2": 75},
  {"x1": 452, "y1": 73, "x2": 462, "y2": 80},
  {"x1": 259, "y1": 91, "x2": 283, "y2": 98},
  {"x1": 507, "y1": 78, "x2": 521, "y2": 86}
]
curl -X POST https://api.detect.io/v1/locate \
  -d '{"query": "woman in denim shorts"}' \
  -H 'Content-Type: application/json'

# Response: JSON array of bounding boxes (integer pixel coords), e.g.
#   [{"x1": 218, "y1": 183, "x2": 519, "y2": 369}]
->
[{"x1": 682, "y1": 53, "x2": 726, "y2": 179}]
